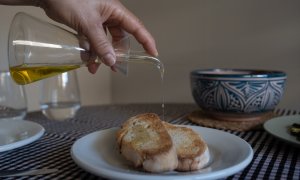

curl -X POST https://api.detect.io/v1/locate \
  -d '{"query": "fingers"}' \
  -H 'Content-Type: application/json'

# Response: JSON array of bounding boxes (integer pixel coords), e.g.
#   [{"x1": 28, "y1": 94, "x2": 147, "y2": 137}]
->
[
  {"x1": 78, "y1": 35, "x2": 100, "y2": 73},
  {"x1": 107, "y1": 25, "x2": 128, "y2": 43},
  {"x1": 111, "y1": 65, "x2": 117, "y2": 72},
  {"x1": 83, "y1": 18, "x2": 116, "y2": 67},
  {"x1": 88, "y1": 63, "x2": 100, "y2": 74},
  {"x1": 74, "y1": 0, "x2": 158, "y2": 75},
  {"x1": 116, "y1": 7, "x2": 158, "y2": 57}
]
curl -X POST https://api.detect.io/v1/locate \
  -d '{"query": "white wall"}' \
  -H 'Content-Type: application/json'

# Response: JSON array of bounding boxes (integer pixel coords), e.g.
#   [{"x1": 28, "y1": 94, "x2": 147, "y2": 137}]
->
[
  {"x1": 0, "y1": 6, "x2": 112, "y2": 111},
  {"x1": 1, "y1": 1, "x2": 300, "y2": 111},
  {"x1": 112, "y1": 0, "x2": 300, "y2": 110}
]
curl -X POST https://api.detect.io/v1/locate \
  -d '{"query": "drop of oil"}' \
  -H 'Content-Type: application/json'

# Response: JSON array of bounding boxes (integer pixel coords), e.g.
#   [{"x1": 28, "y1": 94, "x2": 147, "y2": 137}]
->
[{"x1": 127, "y1": 55, "x2": 165, "y2": 120}]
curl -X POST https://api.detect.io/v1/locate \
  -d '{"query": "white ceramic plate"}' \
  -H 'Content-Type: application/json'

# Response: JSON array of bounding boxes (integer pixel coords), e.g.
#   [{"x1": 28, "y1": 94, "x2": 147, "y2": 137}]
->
[
  {"x1": 71, "y1": 126, "x2": 253, "y2": 180},
  {"x1": 264, "y1": 115, "x2": 300, "y2": 147},
  {"x1": 0, "y1": 119, "x2": 45, "y2": 152}
]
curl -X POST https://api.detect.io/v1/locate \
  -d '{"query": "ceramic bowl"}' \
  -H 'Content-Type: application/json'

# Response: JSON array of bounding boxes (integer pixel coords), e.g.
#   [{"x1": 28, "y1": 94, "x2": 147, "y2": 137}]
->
[{"x1": 190, "y1": 69, "x2": 287, "y2": 121}]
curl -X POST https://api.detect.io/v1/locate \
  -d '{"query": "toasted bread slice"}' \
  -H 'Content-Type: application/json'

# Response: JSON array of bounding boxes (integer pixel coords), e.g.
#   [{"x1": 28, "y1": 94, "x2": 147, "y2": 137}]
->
[
  {"x1": 116, "y1": 113, "x2": 178, "y2": 172},
  {"x1": 163, "y1": 122, "x2": 210, "y2": 171}
]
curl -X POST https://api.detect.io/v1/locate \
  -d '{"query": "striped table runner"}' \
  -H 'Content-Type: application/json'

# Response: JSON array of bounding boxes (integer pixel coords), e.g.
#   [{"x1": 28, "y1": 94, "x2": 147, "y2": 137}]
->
[{"x1": 0, "y1": 104, "x2": 299, "y2": 180}]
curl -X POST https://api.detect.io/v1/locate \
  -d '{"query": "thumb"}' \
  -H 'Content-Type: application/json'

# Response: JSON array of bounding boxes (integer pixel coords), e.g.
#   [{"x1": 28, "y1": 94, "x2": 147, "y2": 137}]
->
[{"x1": 85, "y1": 23, "x2": 116, "y2": 67}]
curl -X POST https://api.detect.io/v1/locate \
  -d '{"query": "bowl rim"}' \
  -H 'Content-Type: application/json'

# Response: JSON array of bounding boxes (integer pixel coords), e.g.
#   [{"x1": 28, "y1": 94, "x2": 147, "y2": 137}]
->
[{"x1": 191, "y1": 68, "x2": 286, "y2": 78}]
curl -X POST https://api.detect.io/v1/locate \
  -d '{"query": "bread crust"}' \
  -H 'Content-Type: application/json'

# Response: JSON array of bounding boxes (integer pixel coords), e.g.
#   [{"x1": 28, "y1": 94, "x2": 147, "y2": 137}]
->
[
  {"x1": 116, "y1": 113, "x2": 178, "y2": 172},
  {"x1": 163, "y1": 122, "x2": 210, "y2": 171},
  {"x1": 116, "y1": 113, "x2": 210, "y2": 172}
]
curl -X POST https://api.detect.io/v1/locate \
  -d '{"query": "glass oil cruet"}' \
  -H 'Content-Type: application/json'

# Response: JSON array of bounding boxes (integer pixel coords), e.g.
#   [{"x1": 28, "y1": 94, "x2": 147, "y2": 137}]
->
[{"x1": 8, "y1": 12, "x2": 164, "y2": 85}]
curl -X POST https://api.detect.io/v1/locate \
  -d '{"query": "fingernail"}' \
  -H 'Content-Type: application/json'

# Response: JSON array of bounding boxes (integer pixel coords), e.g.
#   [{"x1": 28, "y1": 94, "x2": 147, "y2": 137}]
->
[
  {"x1": 88, "y1": 63, "x2": 100, "y2": 74},
  {"x1": 111, "y1": 66, "x2": 117, "y2": 72},
  {"x1": 153, "y1": 49, "x2": 159, "y2": 57},
  {"x1": 102, "y1": 53, "x2": 116, "y2": 66}
]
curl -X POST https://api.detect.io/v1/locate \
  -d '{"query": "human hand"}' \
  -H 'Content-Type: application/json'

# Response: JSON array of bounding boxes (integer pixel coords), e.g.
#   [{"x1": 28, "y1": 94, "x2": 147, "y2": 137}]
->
[{"x1": 38, "y1": 0, "x2": 158, "y2": 73}]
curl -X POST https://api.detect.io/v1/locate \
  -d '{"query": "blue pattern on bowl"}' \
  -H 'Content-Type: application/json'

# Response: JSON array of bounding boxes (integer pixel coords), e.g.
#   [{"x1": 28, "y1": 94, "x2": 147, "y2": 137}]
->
[{"x1": 190, "y1": 69, "x2": 287, "y2": 116}]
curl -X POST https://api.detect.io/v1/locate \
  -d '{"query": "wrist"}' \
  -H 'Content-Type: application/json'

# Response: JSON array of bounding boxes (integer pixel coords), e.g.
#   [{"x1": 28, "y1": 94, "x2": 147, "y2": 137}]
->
[
  {"x1": 0, "y1": 0, "x2": 36, "y2": 6},
  {"x1": 32, "y1": 0, "x2": 45, "y2": 7},
  {"x1": 0, "y1": 0, "x2": 42, "y2": 6}
]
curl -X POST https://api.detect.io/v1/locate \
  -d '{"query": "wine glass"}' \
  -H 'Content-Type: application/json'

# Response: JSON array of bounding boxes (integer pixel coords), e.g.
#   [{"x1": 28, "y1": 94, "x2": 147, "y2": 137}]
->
[
  {"x1": 40, "y1": 70, "x2": 81, "y2": 121},
  {"x1": 0, "y1": 71, "x2": 27, "y2": 120}
]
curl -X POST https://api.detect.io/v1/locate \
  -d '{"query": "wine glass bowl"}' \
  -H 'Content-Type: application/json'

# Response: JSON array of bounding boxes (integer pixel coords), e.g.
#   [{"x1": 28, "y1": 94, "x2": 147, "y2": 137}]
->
[
  {"x1": 0, "y1": 71, "x2": 27, "y2": 120},
  {"x1": 40, "y1": 71, "x2": 81, "y2": 121}
]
